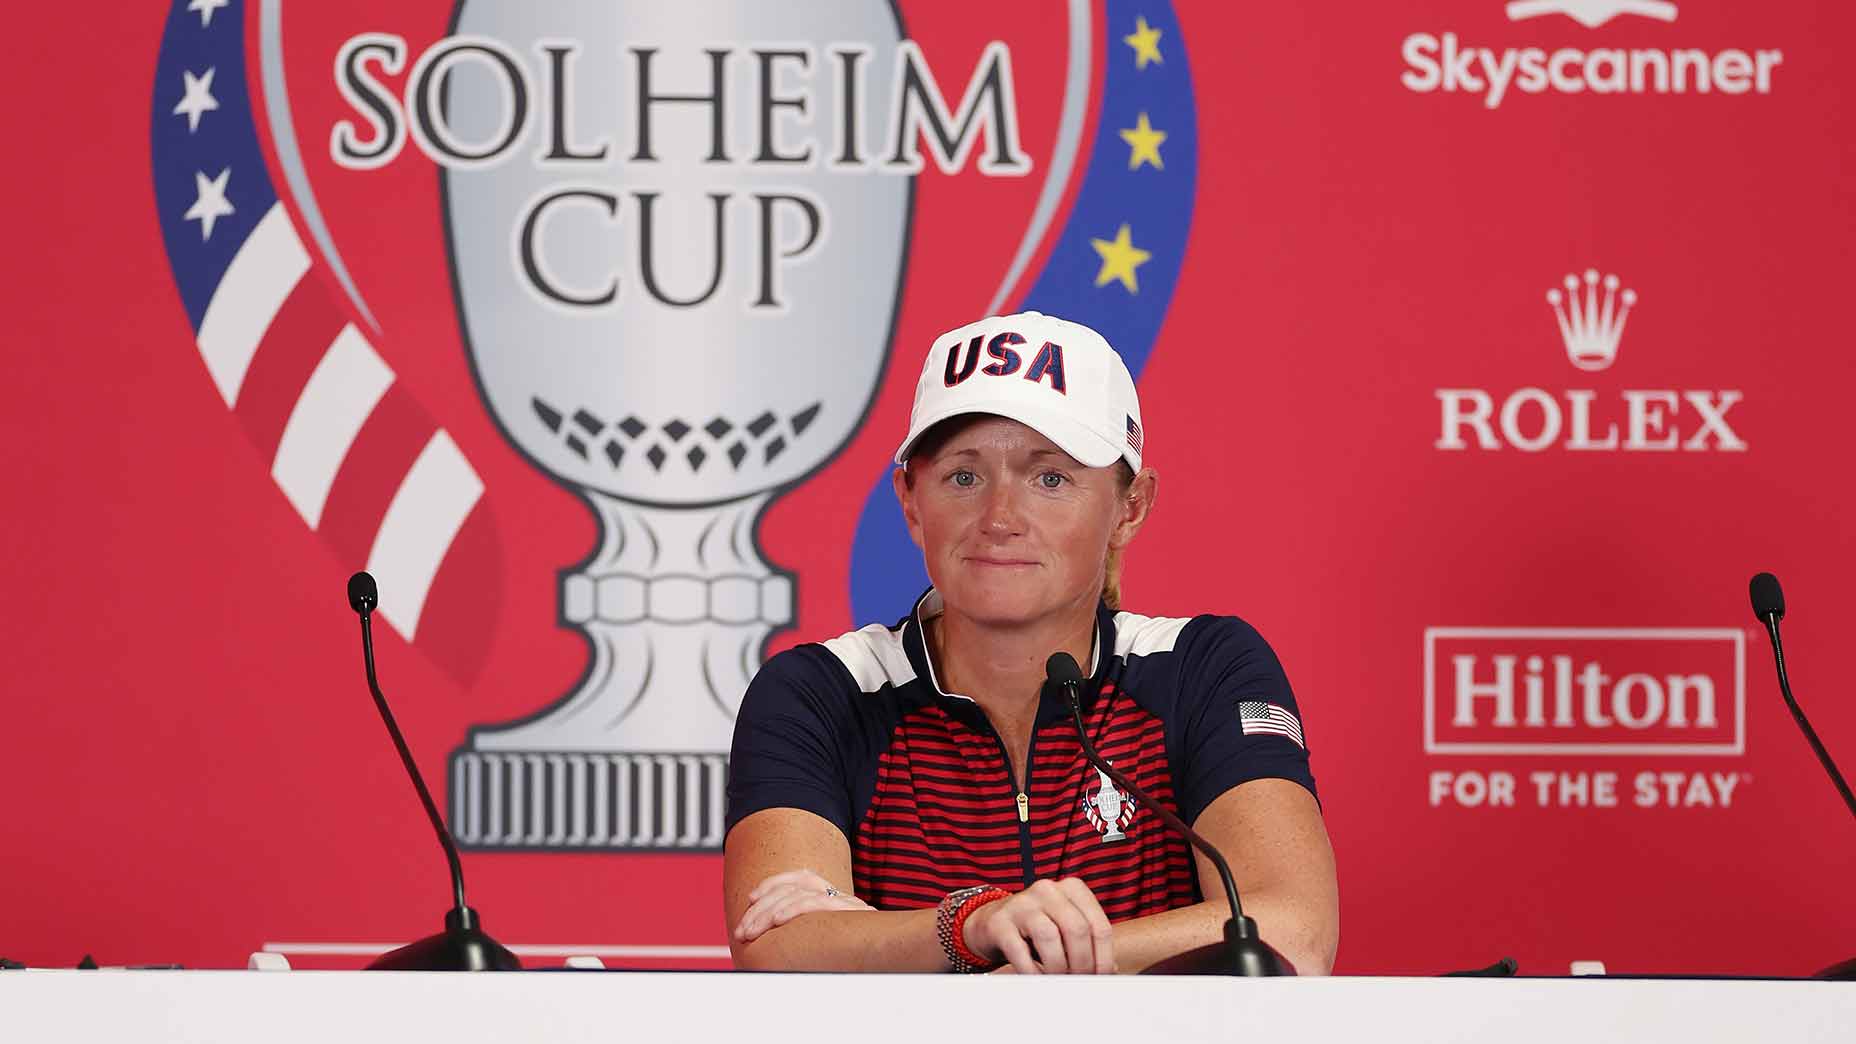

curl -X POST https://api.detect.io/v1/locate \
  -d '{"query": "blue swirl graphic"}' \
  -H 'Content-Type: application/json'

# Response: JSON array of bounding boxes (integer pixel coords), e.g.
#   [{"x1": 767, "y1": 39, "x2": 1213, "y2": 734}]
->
[
  {"x1": 151, "y1": 0, "x2": 281, "y2": 327},
  {"x1": 849, "y1": 0, "x2": 1198, "y2": 624}
]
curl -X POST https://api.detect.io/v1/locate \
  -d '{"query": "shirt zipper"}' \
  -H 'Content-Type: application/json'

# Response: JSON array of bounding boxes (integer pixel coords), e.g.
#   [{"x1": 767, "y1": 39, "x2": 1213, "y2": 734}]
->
[{"x1": 991, "y1": 729, "x2": 1039, "y2": 888}]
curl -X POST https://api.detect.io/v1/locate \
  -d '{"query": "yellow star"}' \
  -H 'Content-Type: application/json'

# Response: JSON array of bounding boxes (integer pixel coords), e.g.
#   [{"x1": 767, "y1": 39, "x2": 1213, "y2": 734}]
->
[
  {"x1": 1119, "y1": 112, "x2": 1167, "y2": 170},
  {"x1": 1123, "y1": 16, "x2": 1164, "y2": 70},
  {"x1": 1091, "y1": 224, "x2": 1152, "y2": 294}
]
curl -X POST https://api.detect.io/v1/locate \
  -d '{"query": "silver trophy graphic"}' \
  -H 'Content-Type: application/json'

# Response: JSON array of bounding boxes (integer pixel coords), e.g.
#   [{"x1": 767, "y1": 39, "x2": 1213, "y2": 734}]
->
[
  {"x1": 1086, "y1": 767, "x2": 1133, "y2": 843},
  {"x1": 443, "y1": 2, "x2": 910, "y2": 849}
]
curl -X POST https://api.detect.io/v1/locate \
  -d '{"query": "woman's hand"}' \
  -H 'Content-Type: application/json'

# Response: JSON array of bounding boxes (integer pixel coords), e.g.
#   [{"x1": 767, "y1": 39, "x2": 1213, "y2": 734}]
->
[
  {"x1": 962, "y1": 878, "x2": 1116, "y2": 974},
  {"x1": 733, "y1": 869, "x2": 872, "y2": 944}
]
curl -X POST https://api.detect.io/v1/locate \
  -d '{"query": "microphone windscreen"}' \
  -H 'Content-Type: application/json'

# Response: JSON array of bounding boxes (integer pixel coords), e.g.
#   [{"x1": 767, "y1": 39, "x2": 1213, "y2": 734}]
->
[
  {"x1": 1749, "y1": 572, "x2": 1785, "y2": 620},
  {"x1": 348, "y1": 571, "x2": 379, "y2": 614},
  {"x1": 1045, "y1": 652, "x2": 1084, "y2": 686}
]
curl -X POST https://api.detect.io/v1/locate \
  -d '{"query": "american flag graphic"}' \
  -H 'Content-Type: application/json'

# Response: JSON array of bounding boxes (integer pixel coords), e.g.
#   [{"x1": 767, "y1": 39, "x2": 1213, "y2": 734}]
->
[
  {"x1": 1239, "y1": 701, "x2": 1305, "y2": 749},
  {"x1": 1126, "y1": 413, "x2": 1144, "y2": 455},
  {"x1": 151, "y1": 0, "x2": 498, "y2": 684}
]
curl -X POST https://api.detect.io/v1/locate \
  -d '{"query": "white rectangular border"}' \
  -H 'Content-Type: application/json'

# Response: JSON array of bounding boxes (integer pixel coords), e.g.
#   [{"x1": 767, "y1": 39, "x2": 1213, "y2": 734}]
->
[{"x1": 1422, "y1": 627, "x2": 1746, "y2": 755}]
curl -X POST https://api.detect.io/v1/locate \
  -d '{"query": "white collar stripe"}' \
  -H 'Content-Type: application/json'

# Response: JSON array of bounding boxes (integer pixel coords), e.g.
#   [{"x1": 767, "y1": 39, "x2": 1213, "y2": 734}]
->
[
  {"x1": 821, "y1": 623, "x2": 917, "y2": 694},
  {"x1": 1111, "y1": 611, "x2": 1192, "y2": 659}
]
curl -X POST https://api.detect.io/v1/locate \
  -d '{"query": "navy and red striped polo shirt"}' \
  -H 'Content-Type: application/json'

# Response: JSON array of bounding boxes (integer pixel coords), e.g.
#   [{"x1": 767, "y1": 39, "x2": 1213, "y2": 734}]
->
[{"x1": 725, "y1": 589, "x2": 1316, "y2": 921}]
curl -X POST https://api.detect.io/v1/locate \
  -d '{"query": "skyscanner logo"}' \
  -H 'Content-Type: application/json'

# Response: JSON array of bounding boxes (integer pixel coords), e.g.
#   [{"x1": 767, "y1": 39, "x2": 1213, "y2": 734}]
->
[
  {"x1": 1402, "y1": 2, "x2": 1783, "y2": 110},
  {"x1": 1506, "y1": 1, "x2": 1676, "y2": 29}
]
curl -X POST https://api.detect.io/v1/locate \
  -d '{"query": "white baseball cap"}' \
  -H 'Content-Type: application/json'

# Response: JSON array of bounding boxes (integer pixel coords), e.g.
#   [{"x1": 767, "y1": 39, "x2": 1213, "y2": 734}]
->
[{"x1": 893, "y1": 311, "x2": 1145, "y2": 472}]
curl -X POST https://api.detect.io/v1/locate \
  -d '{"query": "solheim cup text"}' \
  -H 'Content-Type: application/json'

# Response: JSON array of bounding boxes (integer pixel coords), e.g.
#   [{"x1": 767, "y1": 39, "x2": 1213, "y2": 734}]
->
[{"x1": 327, "y1": 34, "x2": 1030, "y2": 310}]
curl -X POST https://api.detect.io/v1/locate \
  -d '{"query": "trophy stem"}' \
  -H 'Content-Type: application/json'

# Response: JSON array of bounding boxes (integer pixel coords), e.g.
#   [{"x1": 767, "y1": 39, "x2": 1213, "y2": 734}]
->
[{"x1": 451, "y1": 490, "x2": 791, "y2": 850}]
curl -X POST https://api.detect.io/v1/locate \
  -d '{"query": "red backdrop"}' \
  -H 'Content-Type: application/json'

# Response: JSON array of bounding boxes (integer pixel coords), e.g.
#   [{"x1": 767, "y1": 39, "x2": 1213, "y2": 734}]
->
[{"x1": 3, "y1": 0, "x2": 1852, "y2": 977}]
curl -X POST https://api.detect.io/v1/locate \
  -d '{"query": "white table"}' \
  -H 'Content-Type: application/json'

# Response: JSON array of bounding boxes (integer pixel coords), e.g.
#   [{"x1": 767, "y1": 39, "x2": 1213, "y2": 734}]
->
[{"x1": 2, "y1": 971, "x2": 1850, "y2": 1042}]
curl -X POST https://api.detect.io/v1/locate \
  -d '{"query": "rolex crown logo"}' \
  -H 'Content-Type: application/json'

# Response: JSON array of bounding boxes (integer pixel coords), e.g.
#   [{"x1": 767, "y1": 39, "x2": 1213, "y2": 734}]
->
[{"x1": 1546, "y1": 269, "x2": 1637, "y2": 373}]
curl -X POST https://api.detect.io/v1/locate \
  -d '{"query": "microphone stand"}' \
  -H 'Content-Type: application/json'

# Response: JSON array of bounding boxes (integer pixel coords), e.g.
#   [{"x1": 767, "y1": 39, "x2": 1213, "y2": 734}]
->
[
  {"x1": 348, "y1": 572, "x2": 519, "y2": 971},
  {"x1": 1749, "y1": 574, "x2": 1855, "y2": 980},
  {"x1": 1755, "y1": 615, "x2": 1856, "y2": 822},
  {"x1": 1051, "y1": 666, "x2": 1290, "y2": 976}
]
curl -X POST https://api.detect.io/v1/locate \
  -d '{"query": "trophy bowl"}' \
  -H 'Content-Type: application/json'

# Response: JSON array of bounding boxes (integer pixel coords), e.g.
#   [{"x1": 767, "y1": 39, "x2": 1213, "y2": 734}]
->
[{"x1": 441, "y1": 0, "x2": 910, "y2": 849}]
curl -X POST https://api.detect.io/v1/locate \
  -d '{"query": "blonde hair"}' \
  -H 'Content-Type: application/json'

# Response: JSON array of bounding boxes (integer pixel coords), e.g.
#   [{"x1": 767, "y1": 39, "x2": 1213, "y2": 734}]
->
[
  {"x1": 1103, "y1": 545, "x2": 1125, "y2": 609},
  {"x1": 1100, "y1": 461, "x2": 1137, "y2": 609}
]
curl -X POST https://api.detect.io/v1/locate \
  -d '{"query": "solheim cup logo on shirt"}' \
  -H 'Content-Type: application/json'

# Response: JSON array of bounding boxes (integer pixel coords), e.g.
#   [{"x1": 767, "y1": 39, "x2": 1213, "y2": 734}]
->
[
  {"x1": 1082, "y1": 767, "x2": 1136, "y2": 843},
  {"x1": 150, "y1": 1, "x2": 1198, "y2": 851}
]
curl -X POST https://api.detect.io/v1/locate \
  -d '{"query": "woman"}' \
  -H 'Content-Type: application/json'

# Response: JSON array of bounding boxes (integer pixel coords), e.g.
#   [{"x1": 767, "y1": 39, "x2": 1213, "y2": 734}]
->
[{"x1": 723, "y1": 311, "x2": 1337, "y2": 974}]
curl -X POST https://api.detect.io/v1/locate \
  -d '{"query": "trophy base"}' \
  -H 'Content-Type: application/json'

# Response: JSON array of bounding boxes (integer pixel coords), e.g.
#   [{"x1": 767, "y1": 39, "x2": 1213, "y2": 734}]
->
[{"x1": 449, "y1": 750, "x2": 728, "y2": 850}]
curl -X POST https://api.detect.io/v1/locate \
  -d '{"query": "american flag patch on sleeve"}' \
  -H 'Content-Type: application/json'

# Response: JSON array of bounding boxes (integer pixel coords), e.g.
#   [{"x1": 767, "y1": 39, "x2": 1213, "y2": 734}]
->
[{"x1": 1239, "y1": 701, "x2": 1305, "y2": 749}]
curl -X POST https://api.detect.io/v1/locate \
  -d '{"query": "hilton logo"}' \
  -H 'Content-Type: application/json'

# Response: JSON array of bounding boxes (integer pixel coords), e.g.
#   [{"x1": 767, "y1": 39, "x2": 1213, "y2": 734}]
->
[
  {"x1": 1434, "y1": 268, "x2": 1746, "y2": 453},
  {"x1": 1424, "y1": 628, "x2": 1745, "y2": 755}
]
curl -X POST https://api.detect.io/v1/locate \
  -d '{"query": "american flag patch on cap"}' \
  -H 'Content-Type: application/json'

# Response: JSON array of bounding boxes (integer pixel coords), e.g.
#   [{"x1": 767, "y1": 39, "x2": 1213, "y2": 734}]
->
[
  {"x1": 1126, "y1": 414, "x2": 1143, "y2": 455},
  {"x1": 1239, "y1": 701, "x2": 1304, "y2": 749}
]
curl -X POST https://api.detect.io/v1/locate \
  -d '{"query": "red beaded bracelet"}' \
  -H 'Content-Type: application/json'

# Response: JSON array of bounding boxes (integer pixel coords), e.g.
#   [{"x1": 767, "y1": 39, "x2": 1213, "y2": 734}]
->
[{"x1": 937, "y1": 886, "x2": 1010, "y2": 972}]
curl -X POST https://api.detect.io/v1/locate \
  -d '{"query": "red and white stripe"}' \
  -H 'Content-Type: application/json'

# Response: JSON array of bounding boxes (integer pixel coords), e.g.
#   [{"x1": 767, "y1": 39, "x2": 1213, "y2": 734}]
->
[{"x1": 190, "y1": 201, "x2": 496, "y2": 682}]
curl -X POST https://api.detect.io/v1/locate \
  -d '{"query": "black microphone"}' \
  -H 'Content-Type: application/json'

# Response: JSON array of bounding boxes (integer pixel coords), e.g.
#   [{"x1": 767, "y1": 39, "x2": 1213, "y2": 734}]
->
[
  {"x1": 1747, "y1": 572, "x2": 1856, "y2": 821},
  {"x1": 1747, "y1": 572, "x2": 1856, "y2": 981},
  {"x1": 346, "y1": 571, "x2": 519, "y2": 971},
  {"x1": 1045, "y1": 652, "x2": 1291, "y2": 976}
]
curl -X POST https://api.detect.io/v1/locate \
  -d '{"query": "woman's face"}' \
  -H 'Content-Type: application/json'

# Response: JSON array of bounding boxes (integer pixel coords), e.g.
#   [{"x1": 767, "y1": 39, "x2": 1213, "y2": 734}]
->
[{"x1": 893, "y1": 415, "x2": 1147, "y2": 629}]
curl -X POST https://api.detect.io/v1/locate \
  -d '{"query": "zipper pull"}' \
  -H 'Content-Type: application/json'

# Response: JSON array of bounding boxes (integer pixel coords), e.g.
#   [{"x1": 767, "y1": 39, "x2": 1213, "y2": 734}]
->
[{"x1": 1016, "y1": 792, "x2": 1029, "y2": 822}]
